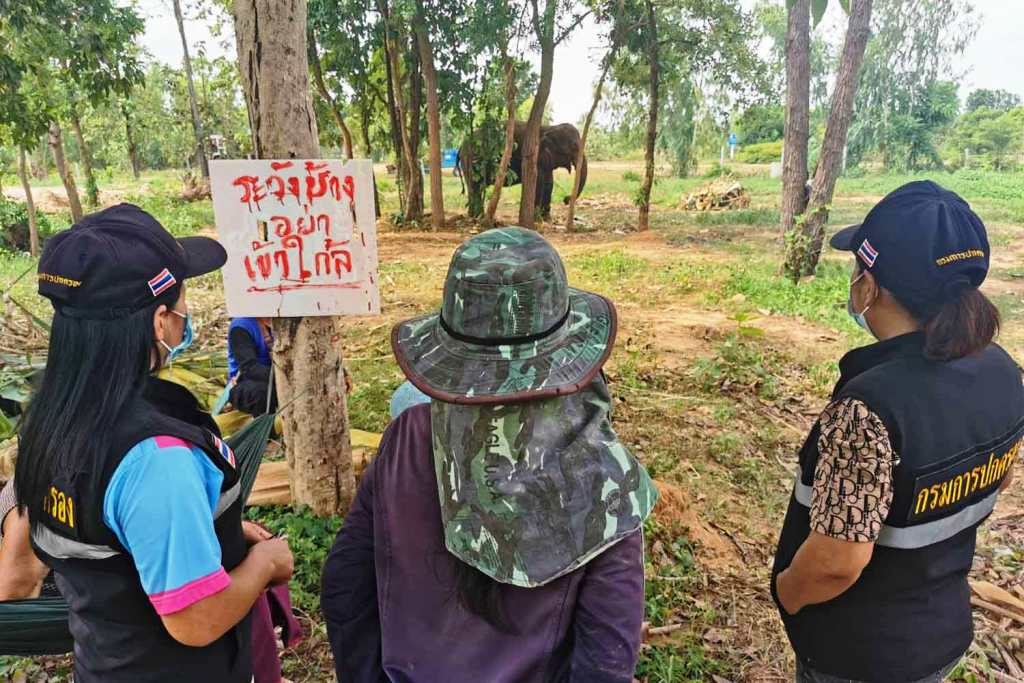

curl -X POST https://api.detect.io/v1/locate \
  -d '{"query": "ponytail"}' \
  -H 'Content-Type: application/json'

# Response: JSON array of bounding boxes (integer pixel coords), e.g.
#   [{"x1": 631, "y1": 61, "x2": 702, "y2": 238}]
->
[{"x1": 922, "y1": 288, "x2": 1000, "y2": 361}]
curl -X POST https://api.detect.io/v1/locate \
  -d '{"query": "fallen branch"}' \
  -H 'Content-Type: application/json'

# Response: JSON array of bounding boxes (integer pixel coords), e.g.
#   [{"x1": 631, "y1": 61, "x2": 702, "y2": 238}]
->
[
  {"x1": 972, "y1": 597, "x2": 1024, "y2": 624},
  {"x1": 648, "y1": 623, "x2": 684, "y2": 637}
]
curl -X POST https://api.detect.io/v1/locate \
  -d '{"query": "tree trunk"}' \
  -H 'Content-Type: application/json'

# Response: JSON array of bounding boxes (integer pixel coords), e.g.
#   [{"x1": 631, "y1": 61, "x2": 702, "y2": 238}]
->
[
  {"x1": 123, "y1": 103, "x2": 141, "y2": 180},
  {"x1": 359, "y1": 100, "x2": 372, "y2": 158},
  {"x1": 637, "y1": 0, "x2": 659, "y2": 232},
  {"x1": 33, "y1": 141, "x2": 48, "y2": 180},
  {"x1": 382, "y1": 32, "x2": 406, "y2": 215},
  {"x1": 17, "y1": 148, "x2": 40, "y2": 257},
  {"x1": 567, "y1": 7, "x2": 623, "y2": 231},
  {"x1": 518, "y1": 0, "x2": 556, "y2": 228},
  {"x1": 379, "y1": 2, "x2": 423, "y2": 223},
  {"x1": 483, "y1": 54, "x2": 518, "y2": 228},
  {"x1": 780, "y1": 0, "x2": 810, "y2": 252},
  {"x1": 48, "y1": 122, "x2": 83, "y2": 222},
  {"x1": 406, "y1": 49, "x2": 424, "y2": 222},
  {"x1": 232, "y1": 0, "x2": 355, "y2": 516},
  {"x1": 414, "y1": 3, "x2": 445, "y2": 231},
  {"x1": 70, "y1": 106, "x2": 98, "y2": 207},
  {"x1": 790, "y1": 0, "x2": 874, "y2": 279},
  {"x1": 174, "y1": 0, "x2": 210, "y2": 178},
  {"x1": 308, "y1": 25, "x2": 354, "y2": 159}
]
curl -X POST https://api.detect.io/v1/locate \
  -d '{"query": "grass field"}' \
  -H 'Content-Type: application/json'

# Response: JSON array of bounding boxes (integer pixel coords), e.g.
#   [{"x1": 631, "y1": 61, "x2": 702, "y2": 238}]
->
[{"x1": 2, "y1": 161, "x2": 1023, "y2": 682}]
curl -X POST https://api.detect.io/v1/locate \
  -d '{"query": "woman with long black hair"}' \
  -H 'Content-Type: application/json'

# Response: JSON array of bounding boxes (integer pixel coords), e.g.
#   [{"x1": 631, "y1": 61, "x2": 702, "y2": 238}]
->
[
  {"x1": 321, "y1": 228, "x2": 657, "y2": 682},
  {"x1": 15, "y1": 204, "x2": 293, "y2": 683}
]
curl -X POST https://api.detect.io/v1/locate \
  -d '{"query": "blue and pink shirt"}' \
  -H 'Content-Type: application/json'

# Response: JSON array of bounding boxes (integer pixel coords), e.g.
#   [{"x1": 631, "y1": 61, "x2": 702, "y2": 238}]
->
[{"x1": 102, "y1": 435, "x2": 234, "y2": 615}]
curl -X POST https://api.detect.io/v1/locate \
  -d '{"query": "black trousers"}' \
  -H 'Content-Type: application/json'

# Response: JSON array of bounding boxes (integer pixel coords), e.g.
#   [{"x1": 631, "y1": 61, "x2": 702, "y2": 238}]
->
[{"x1": 229, "y1": 379, "x2": 278, "y2": 416}]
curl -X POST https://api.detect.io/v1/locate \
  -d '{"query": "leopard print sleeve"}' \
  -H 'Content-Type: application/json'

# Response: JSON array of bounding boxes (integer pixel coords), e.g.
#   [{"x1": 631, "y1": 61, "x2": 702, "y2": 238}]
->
[{"x1": 810, "y1": 398, "x2": 896, "y2": 543}]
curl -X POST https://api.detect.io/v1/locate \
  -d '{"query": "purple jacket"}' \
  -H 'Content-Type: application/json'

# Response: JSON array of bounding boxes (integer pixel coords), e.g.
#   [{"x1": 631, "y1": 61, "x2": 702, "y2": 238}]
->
[{"x1": 321, "y1": 403, "x2": 645, "y2": 683}]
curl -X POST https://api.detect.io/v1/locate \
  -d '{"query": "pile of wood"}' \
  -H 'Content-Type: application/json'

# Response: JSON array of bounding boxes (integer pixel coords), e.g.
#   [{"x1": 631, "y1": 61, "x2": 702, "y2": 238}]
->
[
  {"x1": 683, "y1": 180, "x2": 751, "y2": 211},
  {"x1": 181, "y1": 172, "x2": 211, "y2": 202}
]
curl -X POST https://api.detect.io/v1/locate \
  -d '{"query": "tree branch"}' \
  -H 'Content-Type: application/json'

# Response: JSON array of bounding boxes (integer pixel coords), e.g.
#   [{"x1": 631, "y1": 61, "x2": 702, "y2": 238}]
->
[{"x1": 555, "y1": 9, "x2": 593, "y2": 46}]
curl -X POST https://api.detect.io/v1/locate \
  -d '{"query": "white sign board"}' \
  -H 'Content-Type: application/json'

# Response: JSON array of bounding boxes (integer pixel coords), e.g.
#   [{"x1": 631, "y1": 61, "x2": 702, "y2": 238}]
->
[{"x1": 210, "y1": 159, "x2": 380, "y2": 317}]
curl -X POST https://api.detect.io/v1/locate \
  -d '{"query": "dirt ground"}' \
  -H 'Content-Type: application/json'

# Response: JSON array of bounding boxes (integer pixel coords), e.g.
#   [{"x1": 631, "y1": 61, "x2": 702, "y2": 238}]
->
[
  {"x1": 313, "y1": 213, "x2": 1022, "y2": 681},
  {"x1": 3, "y1": 166, "x2": 1023, "y2": 682}
]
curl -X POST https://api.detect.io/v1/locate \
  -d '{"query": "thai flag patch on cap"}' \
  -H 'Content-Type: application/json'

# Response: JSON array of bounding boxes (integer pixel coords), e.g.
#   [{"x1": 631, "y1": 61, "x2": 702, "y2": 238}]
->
[
  {"x1": 148, "y1": 268, "x2": 176, "y2": 297},
  {"x1": 857, "y1": 239, "x2": 879, "y2": 268}
]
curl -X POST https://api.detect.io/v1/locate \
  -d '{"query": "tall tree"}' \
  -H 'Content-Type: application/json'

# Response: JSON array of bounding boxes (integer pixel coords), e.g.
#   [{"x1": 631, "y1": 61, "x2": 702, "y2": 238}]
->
[
  {"x1": 17, "y1": 147, "x2": 40, "y2": 257},
  {"x1": 613, "y1": 0, "x2": 764, "y2": 231},
  {"x1": 966, "y1": 88, "x2": 1021, "y2": 113},
  {"x1": 847, "y1": 0, "x2": 977, "y2": 169},
  {"x1": 567, "y1": 0, "x2": 625, "y2": 230},
  {"x1": 378, "y1": 0, "x2": 425, "y2": 223},
  {"x1": 68, "y1": 97, "x2": 98, "y2": 207},
  {"x1": 307, "y1": 22, "x2": 355, "y2": 159},
  {"x1": 308, "y1": 0, "x2": 385, "y2": 158},
  {"x1": 483, "y1": 49, "x2": 519, "y2": 228},
  {"x1": 784, "y1": 0, "x2": 874, "y2": 279},
  {"x1": 413, "y1": 0, "x2": 445, "y2": 229},
  {"x1": 518, "y1": 0, "x2": 590, "y2": 228},
  {"x1": 48, "y1": 122, "x2": 84, "y2": 222},
  {"x1": 121, "y1": 99, "x2": 141, "y2": 179},
  {"x1": 780, "y1": 0, "x2": 810, "y2": 241},
  {"x1": 231, "y1": 0, "x2": 356, "y2": 516},
  {"x1": 636, "y1": 0, "x2": 658, "y2": 231},
  {"x1": 173, "y1": 0, "x2": 210, "y2": 178}
]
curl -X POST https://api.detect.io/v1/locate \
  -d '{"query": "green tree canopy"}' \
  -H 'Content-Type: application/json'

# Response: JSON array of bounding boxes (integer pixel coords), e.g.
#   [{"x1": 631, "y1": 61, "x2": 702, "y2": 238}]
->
[{"x1": 965, "y1": 88, "x2": 1022, "y2": 113}]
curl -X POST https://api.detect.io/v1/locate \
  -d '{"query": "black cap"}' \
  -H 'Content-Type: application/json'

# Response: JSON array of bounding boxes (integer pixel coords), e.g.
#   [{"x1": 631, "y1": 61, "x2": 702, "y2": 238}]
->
[
  {"x1": 38, "y1": 203, "x2": 227, "y2": 319},
  {"x1": 830, "y1": 180, "x2": 989, "y2": 318}
]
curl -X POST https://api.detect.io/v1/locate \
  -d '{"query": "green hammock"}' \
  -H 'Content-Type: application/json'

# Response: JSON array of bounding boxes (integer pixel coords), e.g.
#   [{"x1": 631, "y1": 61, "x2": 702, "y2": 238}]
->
[{"x1": 0, "y1": 412, "x2": 278, "y2": 657}]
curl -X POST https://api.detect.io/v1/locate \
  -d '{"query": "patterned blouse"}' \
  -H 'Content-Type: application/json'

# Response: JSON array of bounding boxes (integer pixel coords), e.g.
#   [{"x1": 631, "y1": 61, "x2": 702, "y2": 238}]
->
[
  {"x1": 0, "y1": 478, "x2": 16, "y2": 541},
  {"x1": 810, "y1": 398, "x2": 897, "y2": 543}
]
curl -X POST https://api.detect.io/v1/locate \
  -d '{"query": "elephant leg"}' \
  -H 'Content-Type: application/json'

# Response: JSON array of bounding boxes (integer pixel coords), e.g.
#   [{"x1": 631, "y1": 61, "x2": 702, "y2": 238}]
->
[{"x1": 538, "y1": 168, "x2": 554, "y2": 219}]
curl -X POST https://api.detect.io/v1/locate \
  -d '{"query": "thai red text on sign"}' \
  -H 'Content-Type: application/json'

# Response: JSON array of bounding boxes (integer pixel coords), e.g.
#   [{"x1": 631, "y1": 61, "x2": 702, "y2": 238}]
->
[{"x1": 210, "y1": 159, "x2": 380, "y2": 317}]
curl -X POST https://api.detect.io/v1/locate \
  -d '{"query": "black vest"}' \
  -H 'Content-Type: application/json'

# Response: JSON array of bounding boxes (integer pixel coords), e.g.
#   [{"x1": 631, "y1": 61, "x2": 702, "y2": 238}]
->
[
  {"x1": 772, "y1": 333, "x2": 1023, "y2": 682},
  {"x1": 30, "y1": 378, "x2": 252, "y2": 683}
]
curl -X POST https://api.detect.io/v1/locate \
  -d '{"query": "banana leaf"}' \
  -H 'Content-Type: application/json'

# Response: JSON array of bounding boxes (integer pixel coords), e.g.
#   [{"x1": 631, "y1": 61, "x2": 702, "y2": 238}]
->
[{"x1": 0, "y1": 412, "x2": 278, "y2": 656}]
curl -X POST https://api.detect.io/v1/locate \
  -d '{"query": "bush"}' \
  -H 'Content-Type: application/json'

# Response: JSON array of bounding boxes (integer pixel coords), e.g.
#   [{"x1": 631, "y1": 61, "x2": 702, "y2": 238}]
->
[
  {"x1": 737, "y1": 141, "x2": 783, "y2": 164},
  {"x1": 0, "y1": 195, "x2": 55, "y2": 252},
  {"x1": 703, "y1": 163, "x2": 733, "y2": 179},
  {"x1": 622, "y1": 170, "x2": 641, "y2": 183},
  {"x1": 246, "y1": 505, "x2": 342, "y2": 613}
]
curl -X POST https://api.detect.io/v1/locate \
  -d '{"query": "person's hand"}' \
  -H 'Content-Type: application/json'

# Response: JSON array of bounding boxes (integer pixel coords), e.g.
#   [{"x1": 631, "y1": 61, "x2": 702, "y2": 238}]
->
[
  {"x1": 775, "y1": 570, "x2": 801, "y2": 616},
  {"x1": 242, "y1": 520, "x2": 274, "y2": 546},
  {"x1": 250, "y1": 537, "x2": 294, "y2": 587}
]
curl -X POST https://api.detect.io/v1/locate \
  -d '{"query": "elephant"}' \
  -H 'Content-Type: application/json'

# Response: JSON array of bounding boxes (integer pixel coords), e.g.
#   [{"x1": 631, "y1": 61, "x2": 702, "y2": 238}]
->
[{"x1": 457, "y1": 122, "x2": 588, "y2": 219}]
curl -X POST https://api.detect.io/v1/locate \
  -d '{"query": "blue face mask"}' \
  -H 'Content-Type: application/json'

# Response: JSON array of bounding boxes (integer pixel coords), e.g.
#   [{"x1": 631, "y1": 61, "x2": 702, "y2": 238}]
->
[
  {"x1": 847, "y1": 272, "x2": 874, "y2": 337},
  {"x1": 160, "y1": 310, "x2": 194, "y2": 365}
]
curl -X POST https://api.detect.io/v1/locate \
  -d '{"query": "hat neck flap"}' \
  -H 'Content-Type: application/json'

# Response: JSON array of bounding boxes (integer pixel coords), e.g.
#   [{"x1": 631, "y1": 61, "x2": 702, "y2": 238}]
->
[{"x1": 430, "y1": 376, "x2": 658, "y2": 587}]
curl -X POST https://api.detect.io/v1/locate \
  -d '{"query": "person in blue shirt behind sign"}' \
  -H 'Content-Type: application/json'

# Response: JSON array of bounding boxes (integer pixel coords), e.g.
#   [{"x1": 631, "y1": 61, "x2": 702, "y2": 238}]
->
[{"x1": 228, "y1": 317, "x2": 278, "y2": 416}]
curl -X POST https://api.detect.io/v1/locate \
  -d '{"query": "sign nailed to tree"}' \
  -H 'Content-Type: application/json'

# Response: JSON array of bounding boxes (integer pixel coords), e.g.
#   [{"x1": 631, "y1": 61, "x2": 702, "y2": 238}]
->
[{"x1": 210, "y1": 158, "x2": 380, "y2": 317}]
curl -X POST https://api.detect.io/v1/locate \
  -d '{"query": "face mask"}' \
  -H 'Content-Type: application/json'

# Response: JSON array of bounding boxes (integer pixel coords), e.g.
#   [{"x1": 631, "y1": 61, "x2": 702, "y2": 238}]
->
[
  {"x1": 847, "y1": 272, "x2": 874, "y2": 337},
  {"x1": 160, "y1": 310, "x2": 194, "y2": 365}
]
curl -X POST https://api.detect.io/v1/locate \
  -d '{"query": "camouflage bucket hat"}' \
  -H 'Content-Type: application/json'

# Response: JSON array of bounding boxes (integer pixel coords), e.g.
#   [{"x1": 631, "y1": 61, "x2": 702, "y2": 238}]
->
[
  {"x1": 391, "y1": 227, "x2": 616, "y2": 405},
  {"x1": 431, "y1": 375, "x2": 658, "y2": 587}
]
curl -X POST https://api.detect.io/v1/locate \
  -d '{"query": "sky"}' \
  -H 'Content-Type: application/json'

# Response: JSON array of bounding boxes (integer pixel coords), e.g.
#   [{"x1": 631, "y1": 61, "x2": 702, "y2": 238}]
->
[{"x1": 140, "y1": 0, "x2": 1024, "y2": 125}]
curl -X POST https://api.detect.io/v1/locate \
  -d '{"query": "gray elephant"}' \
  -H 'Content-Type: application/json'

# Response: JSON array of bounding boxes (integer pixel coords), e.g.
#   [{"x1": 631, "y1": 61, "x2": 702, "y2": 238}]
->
[{"x1": 458, "y1": 122, "x2": 588, "y2": 219}]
